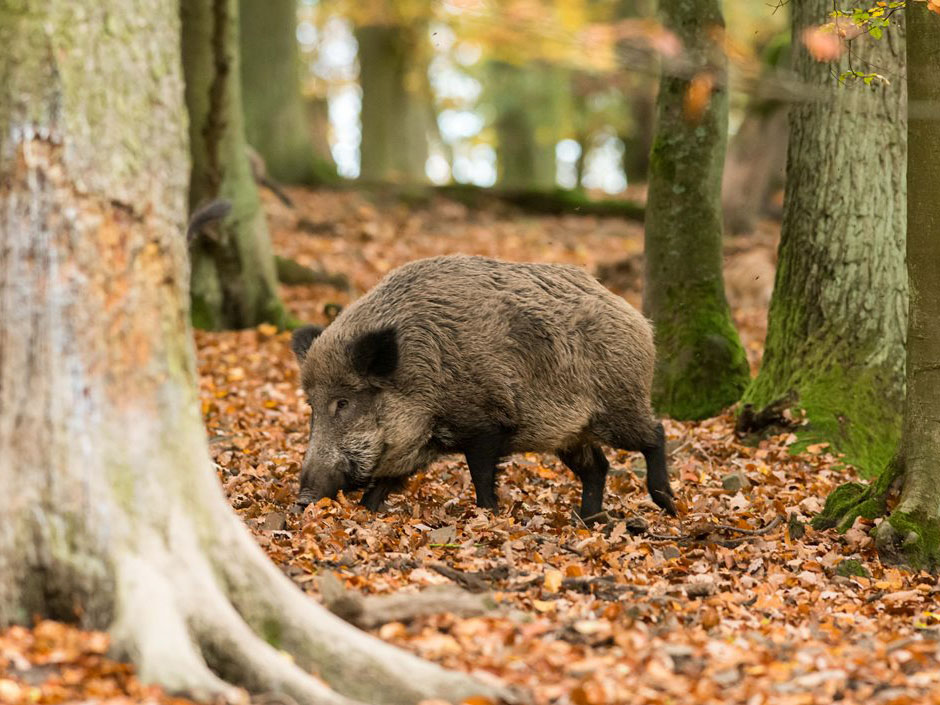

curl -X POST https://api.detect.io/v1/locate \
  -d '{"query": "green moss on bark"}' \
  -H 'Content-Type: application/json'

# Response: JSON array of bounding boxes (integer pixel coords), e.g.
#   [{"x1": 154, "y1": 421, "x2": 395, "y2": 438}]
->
[
  {"x1": 745, "y1": 352, "x2": 901, "y2": 478},
  {"x1": 651, "y1": 290, "x2": 749, "y2": 420},
  {"x1": 182, "y1": 0, "x2": 293, "y2": 330},
  {"x1": 881, "y1": 512, "x2": 940, "y2": 570},
  {"x1": 643, "y1": 0, "x2": 749, "y2": 420}
]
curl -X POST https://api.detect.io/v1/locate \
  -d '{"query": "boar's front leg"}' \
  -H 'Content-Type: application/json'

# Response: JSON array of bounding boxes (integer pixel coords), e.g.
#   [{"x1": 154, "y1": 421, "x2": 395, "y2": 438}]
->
[
  {"x1": 558, "y1": 443, "x2": 609, "y2": 519},
  {"x1": 461, "y1": 429, "x2": 511, "y2": 510},
  {"x1": 359, "y1": 476, "x2": 407, "y2": 511}
]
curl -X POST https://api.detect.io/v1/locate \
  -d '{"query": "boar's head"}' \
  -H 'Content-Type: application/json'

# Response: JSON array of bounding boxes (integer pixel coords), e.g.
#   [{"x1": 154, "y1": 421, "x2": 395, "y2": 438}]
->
[{"x1": 290, "y1": 324, "x2": 399, "y2": 507}]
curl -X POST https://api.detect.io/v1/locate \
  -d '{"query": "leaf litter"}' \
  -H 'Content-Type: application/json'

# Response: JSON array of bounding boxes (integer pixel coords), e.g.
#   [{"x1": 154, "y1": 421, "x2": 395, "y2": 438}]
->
[{"x1": 2, "y1": 188, "x2": 938, "y2": 705}]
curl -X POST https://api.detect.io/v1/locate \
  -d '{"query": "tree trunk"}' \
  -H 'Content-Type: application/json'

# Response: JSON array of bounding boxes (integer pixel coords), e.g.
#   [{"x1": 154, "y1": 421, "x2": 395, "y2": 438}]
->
[
  {"x1": 491, "y1": 61, "x2": 562, "y2": 191},
  {"x1": 742, "y1": 2, "x2": 907, "y2": 474},
  {"x1": 182, "y1": 0, "x2": 292, "y2": 330},
  {"x1": 616, "y1": 0, "x2": 657, "y2": 184},
  {"x1": 721, "y1": 33, "x2": 790, "y2": 234},
  {"x1": 872, "y1": 2, "x2": 940, "y2": 568},
  {"x1": 643, "y1": 0, "x2": 749, "y2": 420},
  {"x1": 239, "y1": 0, "x2": 336, "y2": 185},
  {"x1": 721, "y1": 106, "x2": 787, "y2": 234},
  {"x1": 356, "y1": 24, "x2": 430, "y2": 184},
  {"x1": 0, "y1": 4, "x2": 507, "y2": 703}
]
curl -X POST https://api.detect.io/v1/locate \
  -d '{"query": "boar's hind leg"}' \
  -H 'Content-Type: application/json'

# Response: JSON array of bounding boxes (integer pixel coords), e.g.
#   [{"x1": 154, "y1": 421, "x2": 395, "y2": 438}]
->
[
  {"x1": 461, "y1": 431, "x2": 510, "y2": 510},
  {"x1": 558, "y1": 443, "x2": 609, "y2": 520},
  {"x1": 639, "y1": 423, "x2": 676, "y2": 516}
]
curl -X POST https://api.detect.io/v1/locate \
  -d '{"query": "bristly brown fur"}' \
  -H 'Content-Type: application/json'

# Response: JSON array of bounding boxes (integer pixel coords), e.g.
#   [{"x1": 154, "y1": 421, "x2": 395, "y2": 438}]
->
[{"x1": 293, "y1": 254, "x2": 676, "y2": 517}]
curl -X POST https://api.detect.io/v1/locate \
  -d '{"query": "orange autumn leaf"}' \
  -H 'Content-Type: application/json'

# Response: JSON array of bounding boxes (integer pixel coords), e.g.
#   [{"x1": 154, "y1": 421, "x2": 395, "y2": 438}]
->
[
  {"x1": 683, "y1": 72, "x2": 714, "y2": 123},
  {"x1": 802, "y1": 25, "x2": 844, "y2": 61}
]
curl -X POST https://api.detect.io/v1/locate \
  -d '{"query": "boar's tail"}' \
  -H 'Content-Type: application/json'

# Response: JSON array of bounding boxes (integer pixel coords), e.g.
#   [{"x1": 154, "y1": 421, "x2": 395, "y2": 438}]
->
[{"x1": 186, "y1": 199, "x2": 232, "y2": 244}]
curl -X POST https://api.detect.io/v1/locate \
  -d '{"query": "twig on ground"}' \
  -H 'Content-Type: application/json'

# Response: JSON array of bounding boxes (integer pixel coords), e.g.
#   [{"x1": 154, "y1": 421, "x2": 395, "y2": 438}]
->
[{"x1": 645, "y1": 515, "x2": 784, "y2": 546}]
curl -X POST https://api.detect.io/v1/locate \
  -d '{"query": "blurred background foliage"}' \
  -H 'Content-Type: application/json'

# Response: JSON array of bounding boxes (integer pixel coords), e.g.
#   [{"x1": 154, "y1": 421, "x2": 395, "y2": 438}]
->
[{"x1": 265, "y1": 0, "x2": 788, "y2": 192}]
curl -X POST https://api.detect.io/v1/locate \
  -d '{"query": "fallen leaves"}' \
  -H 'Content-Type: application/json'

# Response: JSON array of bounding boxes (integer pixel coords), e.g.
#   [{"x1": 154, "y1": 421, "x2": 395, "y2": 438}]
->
[{"x1": 4, "y1": 188, "x2": 940, "y2": 704}]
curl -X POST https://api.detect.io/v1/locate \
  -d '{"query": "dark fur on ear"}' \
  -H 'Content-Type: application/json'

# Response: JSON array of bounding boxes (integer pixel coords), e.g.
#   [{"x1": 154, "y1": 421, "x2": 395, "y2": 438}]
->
[
  {"x1": 351, "y1": 327, "x2": 398, "y2": 378},
  {"x1": 291, "y1": 325, "x2": 324, "y2": 363}
]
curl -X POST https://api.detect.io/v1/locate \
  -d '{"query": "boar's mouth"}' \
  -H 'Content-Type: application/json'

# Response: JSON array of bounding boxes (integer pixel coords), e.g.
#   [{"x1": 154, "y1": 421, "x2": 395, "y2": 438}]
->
[{"x1": 296, "y1": 458, "x2": 367, "y2": 508}]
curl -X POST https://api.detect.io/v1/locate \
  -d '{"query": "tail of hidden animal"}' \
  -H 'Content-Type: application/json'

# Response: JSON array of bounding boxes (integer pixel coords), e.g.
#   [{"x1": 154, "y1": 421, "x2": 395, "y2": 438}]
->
[{"x1": 186, "y1": 199, "x2": 232, "y2": 244}]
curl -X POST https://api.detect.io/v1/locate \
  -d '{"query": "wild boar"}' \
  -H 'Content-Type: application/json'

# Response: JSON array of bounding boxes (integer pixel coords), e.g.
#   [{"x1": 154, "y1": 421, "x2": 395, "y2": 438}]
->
[{"x1": 291, "y1": 254, "x2": 676, "y2": 519}]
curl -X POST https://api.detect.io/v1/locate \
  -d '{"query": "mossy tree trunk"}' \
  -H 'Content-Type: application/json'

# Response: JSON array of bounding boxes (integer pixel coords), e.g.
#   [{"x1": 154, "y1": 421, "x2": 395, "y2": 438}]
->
[
  {"x1": 0, "y1": 3, "x2": 507, "y2": 702},
  {"x1": 239, "y1": 0, "x2": 336, "y2": 185},
  {"x1": 742, "y1": 2, "x2": 907, "y2": 473},
  {"x1": 643, "y1": 0, "x2": 749, "y2": 420},
  {"x1": 815, "y1": 3, "x2": 940, "y2": 569},
  {"x1": 182, "y1": 0, "x2": 292, "y2": 330},
  {"x1": 356, "y1": 24, "x2": 430, "y2": 184}
]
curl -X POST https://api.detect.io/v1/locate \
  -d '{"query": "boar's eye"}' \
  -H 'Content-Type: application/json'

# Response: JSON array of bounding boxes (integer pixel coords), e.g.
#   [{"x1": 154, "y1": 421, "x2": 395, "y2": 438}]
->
[{"x1": 336, "y1": 399, "x2": 348, "y2": 411}]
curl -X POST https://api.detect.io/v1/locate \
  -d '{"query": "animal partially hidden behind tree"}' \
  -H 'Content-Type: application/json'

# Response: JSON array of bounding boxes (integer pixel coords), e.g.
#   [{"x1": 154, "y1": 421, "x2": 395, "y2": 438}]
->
[{"x1": 291, "y1": 254, "x2": 677, "y2": 520}]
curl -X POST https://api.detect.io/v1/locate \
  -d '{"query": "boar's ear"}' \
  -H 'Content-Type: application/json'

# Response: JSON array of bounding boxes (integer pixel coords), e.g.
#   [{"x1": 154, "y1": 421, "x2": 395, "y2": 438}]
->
[
  {"x1": 291, "y1": 325, "x2": 324, "y2": 363},
  {"x1": 351, "y1": 327, "x2": 398, "y2": 378}
]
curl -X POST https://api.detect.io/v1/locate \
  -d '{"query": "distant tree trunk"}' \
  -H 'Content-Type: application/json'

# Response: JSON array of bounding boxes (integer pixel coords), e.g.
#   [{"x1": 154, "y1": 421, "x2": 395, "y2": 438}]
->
[
  {"x1": 306, "y1": 95, "x2": 335, "y2": 165},
  {"x1": 643, "y1": 0, "x2": 749, "y2": 420},
  {"x1": 722, "y1": 34, "x2": 790, "y2": 234},
  {"x1": 182, "y1": 0, "x2": 292, "y2": 330},
  {"x1": 491, "y1": 61, "x2": 565, "y2": 191},
  {"x1": 743, "y1": 3, "x2": 907, "y2": 473},
  {"x1": 721, "y1": 107, "x2": 787, "y2": 234},
  {"x1": 239, "y1": 0, "x2": 336, "y2": 184},
  {"x1": 616, "y1": 0, "x2": 657, "y2": 183},
  {"x1": 356, "y1": 24, "x2": 429, "y2": 183},
  {"x1": 0, "y1": 3, "x2": 507, "y2": 702}
]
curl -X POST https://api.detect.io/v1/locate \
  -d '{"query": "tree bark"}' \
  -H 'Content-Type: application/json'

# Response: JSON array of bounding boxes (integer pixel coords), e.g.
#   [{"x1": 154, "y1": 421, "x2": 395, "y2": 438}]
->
[
  {"x1": 643, "y1": 0, "x2": 749, "y2": 420},
  {"x1": 874, "y1": 1, "x2": 940, "y2": 568},
  {"x1": 356, "y1": 24, "x2": 430, "y2": 184},
  {"x1": 239, "y1": 0, "x2": 336, "y2": 185},
  {"x1": 0, "y1": 3, "x2": 507, "y2": 703},
  {"x1": 743, "y1": 2, "x2": 907, "y2": 474},
  {"x1": 182, "y1": 0, "x2": 292, "y2": 330}
]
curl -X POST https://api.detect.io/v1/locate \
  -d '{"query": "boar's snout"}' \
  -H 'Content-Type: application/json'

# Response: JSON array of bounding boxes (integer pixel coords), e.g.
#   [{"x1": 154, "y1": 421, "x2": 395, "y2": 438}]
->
[{"x1": 296, "y1": 457, "x2": 345, "y2": 508}]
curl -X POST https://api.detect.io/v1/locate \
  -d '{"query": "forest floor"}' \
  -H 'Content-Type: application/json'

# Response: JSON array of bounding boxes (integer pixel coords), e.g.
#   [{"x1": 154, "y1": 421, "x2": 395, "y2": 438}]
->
[{"x1": 3, "y1": 187, "x2": 939, "y2": 705}]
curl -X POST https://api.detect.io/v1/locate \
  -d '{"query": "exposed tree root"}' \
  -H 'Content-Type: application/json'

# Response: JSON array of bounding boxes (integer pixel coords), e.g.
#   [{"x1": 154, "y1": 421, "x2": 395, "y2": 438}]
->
[
  {"x1": 211, "y1": 515, "x2": 518, "y2": 705},
  {"x1": 811, "y1": 453, "x2": 940, "y2": 569},
  {"x1": 110, "y1": 555, "x2": 247, "y2": 704},
  {"x1": 812, "y1": 455, "x2": 903, "y2": 532},
  {"x1": 104, "y1": 507, "x2": 514, "y2": 705},
  {"x1": 875, "y1": 511, "x2": 940, "y2": 571}
]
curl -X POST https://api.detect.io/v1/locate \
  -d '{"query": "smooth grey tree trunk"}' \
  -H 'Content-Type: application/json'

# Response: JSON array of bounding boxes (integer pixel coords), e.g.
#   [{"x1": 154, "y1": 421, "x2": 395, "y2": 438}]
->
[
  {"x1": 0, "y1": 3, "x2": 505, "y2": 702},
  {"x1": 743, "y1": 1, "x2": 907, "y2": 474},
  {"x1": 182, "y1": 0, "x2": 292, "y2": 330},
  {"x1": 239, "y1": 0, "x2": 336, "y2": 185},
  {"x1": 643, "y1": 0, "x2": 749, "y2": 420}
]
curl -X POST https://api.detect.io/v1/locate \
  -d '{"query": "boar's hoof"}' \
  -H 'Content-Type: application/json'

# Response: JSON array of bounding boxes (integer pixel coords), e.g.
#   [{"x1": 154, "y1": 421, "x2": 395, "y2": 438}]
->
[
  {"x1": 296, "y1": 489, "x2": 317, "y2": 509},
  {"x1": 651, "y1": 489, "x2": 677, "y2": 516}
]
